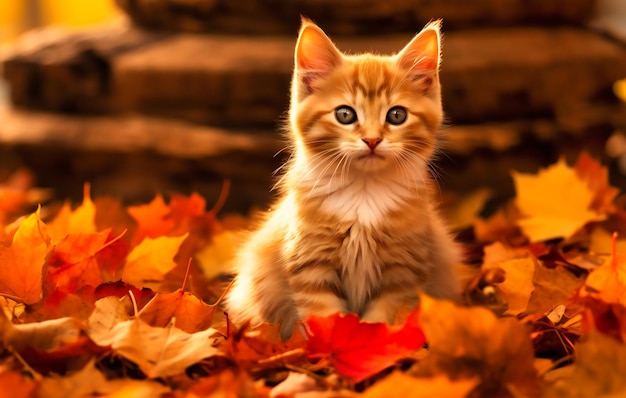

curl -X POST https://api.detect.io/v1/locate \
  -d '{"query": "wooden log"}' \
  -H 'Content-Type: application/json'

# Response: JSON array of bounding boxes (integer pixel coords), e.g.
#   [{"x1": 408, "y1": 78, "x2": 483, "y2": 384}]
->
[
  {"x1": 114, "y1": 0, "x2": 598, "y2": 35},
  {"x1": 3, "y1": 24, "x2": 625, "y2": 128}
]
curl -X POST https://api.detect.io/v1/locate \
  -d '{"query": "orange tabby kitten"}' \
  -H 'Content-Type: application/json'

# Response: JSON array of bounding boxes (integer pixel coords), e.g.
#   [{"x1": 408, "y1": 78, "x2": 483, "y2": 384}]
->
[{"x1": 226, "y1": 19, "x2": 461, "y2": 339}]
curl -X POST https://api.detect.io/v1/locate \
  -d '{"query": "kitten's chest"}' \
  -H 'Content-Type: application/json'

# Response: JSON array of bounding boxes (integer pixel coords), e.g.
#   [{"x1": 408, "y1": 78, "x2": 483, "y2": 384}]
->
[{"x1": 319, "y1": 177, "x2": 410, "y2": 227}]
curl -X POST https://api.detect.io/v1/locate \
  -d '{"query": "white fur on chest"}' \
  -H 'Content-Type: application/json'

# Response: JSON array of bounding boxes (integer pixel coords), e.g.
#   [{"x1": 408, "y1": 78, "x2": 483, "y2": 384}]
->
[
  {"x1": 319, "y1": 176, "x2": 409, "y2": 227},
  {"x1": 318, "y1": 176, "x2": 413, "y2": 312}
]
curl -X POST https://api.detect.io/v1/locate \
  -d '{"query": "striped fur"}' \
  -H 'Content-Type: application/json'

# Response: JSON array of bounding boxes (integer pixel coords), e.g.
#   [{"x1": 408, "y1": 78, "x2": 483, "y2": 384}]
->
[{"x1": 225, "y1": 19, "x2": 461, "y2": 339}]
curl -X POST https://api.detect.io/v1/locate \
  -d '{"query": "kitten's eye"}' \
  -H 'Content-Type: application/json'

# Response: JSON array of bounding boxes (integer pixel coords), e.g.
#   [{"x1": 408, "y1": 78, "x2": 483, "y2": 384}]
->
[
  {"x1": 335, "y1": 106, "x2": 357, "y2": 124},
  {"x1": 386, "y1": 106, "x2": 407, "y2": 125}
]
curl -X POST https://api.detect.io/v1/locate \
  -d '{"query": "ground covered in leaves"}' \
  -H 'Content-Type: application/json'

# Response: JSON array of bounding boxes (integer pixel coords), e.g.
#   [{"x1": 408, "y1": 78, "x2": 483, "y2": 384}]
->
[{"x1": 0, "y1": 152, "x2": 625, "y2": 397}]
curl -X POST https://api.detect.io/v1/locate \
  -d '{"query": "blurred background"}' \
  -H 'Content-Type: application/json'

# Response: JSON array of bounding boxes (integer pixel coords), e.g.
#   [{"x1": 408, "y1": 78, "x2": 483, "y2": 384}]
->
[{"x1": 0, "y1": 0, "x2": 625, "y2": 214}]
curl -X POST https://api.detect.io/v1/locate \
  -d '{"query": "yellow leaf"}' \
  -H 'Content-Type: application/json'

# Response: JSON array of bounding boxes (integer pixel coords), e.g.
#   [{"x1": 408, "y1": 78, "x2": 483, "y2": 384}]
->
[
  {"x1": 195, "y1": 230, "x2": 242, "y2": 280},
  {"x1": 121, "y1": 234, "x2": 188, "y2": 291},
  {"x1": 512, "y1": 158, "x2": 604, "y2": 242}
]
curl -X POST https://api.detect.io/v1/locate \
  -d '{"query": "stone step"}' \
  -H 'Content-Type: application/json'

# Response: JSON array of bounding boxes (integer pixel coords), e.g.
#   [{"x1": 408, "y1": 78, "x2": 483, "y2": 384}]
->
[
  {"x1": 115, "y1": 0, "x2": 597, "y2": 35},
  {"x1": 3, "y1": 23, "x2": 626, "y2": 128}
]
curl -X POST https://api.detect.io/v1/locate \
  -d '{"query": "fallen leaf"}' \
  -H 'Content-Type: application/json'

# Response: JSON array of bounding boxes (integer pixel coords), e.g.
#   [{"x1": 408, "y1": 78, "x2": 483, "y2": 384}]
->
[
  {"x1": 305, "y1": 307, "x2": 426, "y2": 382},
  {"x1": 574, "y1": 151, "x2": 619, "y2": 214},
  {"x1": 195, "y1": 230, "x2": 242, "y2": 280},
  {"x1": 87, "y1": 296, "x2": 133, "y2": 345},
  {"x1": 496, "y1": 256, "x2": 536, "y2": 316},
  {"x1": 46, "y1": 230, "x2": 113, "y2": 292},
  {"x1": 91, "y1": 316, "x2": 224, "y2": 378},
  {"x1": 363, "y1": 372, "x2": 478, "y2": 398},
  {"x1": 579, "y1": 232, "x2": 626, "y2": 306},
  {"x1": 512, "y1": 158, "x2": 604, "y2": 242},
  {"x1": 0, "y1": 370, "x2": 37, "y2": 398},
  {"x1": 4, "y1": 315, "x2": 83, "y2": 353},
  {"x1": 443, "y1": 188, "x2": 491, "y2": 230},
  {"x1": 47, "y1": 184, "x2": 97, "y2": 243},
  {"x1": 187, "y1": 369, "x2": 269, "y2": 398},
  {"x1": 121, "y1": 234, "x2": 188, "y2": 292},
  {"x1": 473, "y1": 201, "x2": 523, "y2": 244},
  {"x1": 127, "y1": 194, "x2": 175, "y2": 246},
  {"x1": 269, "y1": 372, "x2": 326, "y2": 398},
  {"x1": 0, "y1": 209, "x2": 51, "y2": 304},
  {"x1": 545, "y1": 330, "x2": 626, "y2": 397},
  {"x1": 589, "y1": 226, "x2": 626, "y2": 256},
  {"x1": 37, "y1": 360, "x2": 170, "y2": 398},
  {"x1": 527, "y1": 263, "x2": 586, "y2": 315},
  {"x1": 137, "y1": 289, "x2": 220, "y2": 333},
  {"x1": 224, "y1": 323, "x2": 307, "y2": 373},
  {"x1": 414, "y1": 295, "x2": 540, "y2": 397}
]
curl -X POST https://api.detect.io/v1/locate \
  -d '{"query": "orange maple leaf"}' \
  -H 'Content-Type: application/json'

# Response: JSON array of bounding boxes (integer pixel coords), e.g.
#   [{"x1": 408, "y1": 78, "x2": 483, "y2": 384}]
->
[
  {"x1": 0, "y1": 209, "x2": 51, "y2": 304},
  {"x1": 305, "y1": 307, "x2": 426, "y2": 382},
  {"x1": 137, "y1": 271, "x2": 229, "y2": 333},
  {"x1": 46, "y1": 230, "x2": 126, "y2": 293},
  {"x1": 127, "y1": 194, "x2": 176, "y2": 246},
  {"x1": 574, "y1": 151, "x2": 619, "y2": 214},
  {"x1": 580, "y1": 232, "x2": 626, "y2": 306}
]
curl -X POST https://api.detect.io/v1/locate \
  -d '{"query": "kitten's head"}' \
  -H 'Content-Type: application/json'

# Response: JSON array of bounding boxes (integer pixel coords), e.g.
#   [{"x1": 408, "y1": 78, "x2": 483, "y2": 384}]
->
[{"x1": 288, "y1": 19, "x2": 443, "y2": 178}]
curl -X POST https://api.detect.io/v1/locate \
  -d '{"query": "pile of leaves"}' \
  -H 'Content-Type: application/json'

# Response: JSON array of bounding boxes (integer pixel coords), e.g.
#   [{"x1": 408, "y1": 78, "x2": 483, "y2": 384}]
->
[{"x1": 0, "y1": 152, "x2": 625, "y2": 397}]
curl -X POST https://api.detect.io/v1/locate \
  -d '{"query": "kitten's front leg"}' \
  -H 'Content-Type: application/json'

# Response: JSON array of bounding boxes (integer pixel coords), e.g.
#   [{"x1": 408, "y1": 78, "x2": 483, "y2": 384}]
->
[
  {"x1": 285, "y1": 264, "x2": 347, "y2": 339},
  {"x1": 361, "y1": 291, "x2": 417, "y2": 325}
]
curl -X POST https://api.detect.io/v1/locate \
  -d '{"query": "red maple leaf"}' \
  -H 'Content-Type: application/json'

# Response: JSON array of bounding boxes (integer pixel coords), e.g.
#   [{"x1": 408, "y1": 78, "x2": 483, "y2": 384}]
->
[{"x1": 305, "y1": 307, "x2": 426, "y2": 382}]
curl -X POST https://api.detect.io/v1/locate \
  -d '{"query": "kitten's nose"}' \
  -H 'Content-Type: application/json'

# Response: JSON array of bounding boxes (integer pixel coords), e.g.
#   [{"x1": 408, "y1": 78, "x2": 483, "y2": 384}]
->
[{"x1": 362, "y1": 137, "x2": 382, "y2": 150}]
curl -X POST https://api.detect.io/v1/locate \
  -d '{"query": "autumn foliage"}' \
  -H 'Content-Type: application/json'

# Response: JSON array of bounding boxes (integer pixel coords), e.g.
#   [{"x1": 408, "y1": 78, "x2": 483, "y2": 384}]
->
[{"x1": 1, "y1": 152, "x2": 626, "y2": 397}]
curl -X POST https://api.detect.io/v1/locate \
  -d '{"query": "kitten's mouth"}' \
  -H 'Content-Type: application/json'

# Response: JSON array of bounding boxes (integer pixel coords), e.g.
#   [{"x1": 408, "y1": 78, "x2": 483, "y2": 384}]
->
[{"x1": 357, "y1": 152, "x2": 385, "y2": 160}]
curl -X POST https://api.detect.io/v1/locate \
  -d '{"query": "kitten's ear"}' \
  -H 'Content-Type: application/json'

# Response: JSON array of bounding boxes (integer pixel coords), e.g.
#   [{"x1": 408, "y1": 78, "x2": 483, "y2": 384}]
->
[
  {"x1": 295, "y1": 19, "x2": 342, "y2": 91},
  {"x1": 396, "y1": 20, "x2": 442, "y2": 82}
]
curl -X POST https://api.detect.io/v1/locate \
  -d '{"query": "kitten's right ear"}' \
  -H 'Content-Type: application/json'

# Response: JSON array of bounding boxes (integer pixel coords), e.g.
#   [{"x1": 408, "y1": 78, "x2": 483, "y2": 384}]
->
[{"x1": 295, "y1": 19, "x2": 342, "y2": 92}]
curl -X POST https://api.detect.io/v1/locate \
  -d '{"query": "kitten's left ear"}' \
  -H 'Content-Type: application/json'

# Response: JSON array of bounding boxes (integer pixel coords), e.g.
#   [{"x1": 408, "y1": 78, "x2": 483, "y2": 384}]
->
[{"x1": 396, "y1": 20, "x2": 442, "y2": 80}]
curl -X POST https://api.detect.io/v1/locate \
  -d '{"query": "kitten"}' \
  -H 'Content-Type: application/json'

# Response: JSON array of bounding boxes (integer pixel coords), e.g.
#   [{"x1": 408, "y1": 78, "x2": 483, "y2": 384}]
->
[{"x1": 225, "y1": 19, "x2": 462, "y2": 339}]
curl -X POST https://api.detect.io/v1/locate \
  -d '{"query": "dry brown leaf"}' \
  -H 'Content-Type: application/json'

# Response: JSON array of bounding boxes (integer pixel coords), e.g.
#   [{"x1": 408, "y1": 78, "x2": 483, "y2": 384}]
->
[
  {"x1": 414, "y1": 295, "x2": 540, "y2": 397},
  {"x1": 545, "y1": 330, "x2": 626, "y2": 397},
  {"x1": 527, "y1": 264, "x2": 586, "y2": 315},
  {"x1": 86, "y1": 296, "x2": 132, "y2": 344},
  {"x1": 91, "y1": 317, "x2": 224, "y2": 378},
  {"x1": 4, "y1": 315, "x2": 83, "y2": 353}
]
